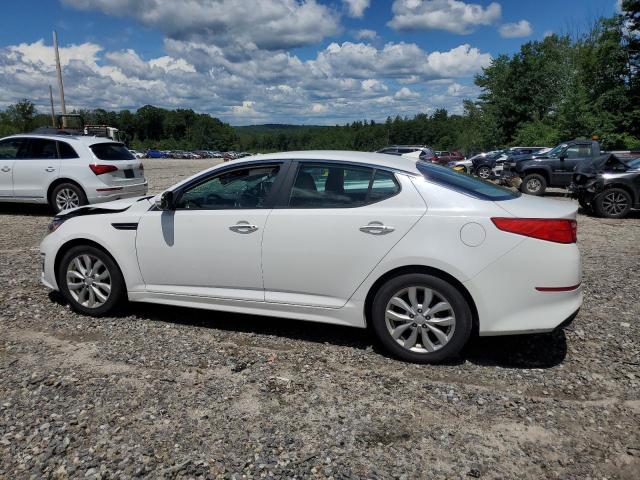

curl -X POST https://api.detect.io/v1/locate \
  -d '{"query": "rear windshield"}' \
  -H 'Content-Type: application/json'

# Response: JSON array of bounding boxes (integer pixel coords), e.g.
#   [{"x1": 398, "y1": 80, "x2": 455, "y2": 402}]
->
[
  {"x1": 416, "y1": 161, "x2": 520, "y2": 201},
  {"x1": 90, "y1": 143, "x2": 135, "y2": 160}
]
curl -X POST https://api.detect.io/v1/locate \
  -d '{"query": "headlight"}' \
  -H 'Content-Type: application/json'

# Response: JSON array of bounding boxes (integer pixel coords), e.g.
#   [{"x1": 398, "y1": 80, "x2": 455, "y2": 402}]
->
[{"x1": 47, "y1": 217, "x2": 67, "y2": 235}]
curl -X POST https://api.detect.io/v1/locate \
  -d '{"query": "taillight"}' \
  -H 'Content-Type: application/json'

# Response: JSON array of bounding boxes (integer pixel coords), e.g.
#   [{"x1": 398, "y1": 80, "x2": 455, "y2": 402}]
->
[
  {"x1": 491, "y1": 218, "x2": 577, "y2": 244},
  {"x1": 89, "y1": 164, "x2": 118, "y2": 175},
  {"x1": 139, "y1": 163, "x2": 144, "y2": 171}
]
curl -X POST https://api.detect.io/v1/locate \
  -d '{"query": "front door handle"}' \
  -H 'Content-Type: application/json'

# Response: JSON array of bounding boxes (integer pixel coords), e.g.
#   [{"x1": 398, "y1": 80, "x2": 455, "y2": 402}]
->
[
  {"x1": 359, "y1": 222, "x2": 395, "y2": 235},
  {"x1": 0, "y1": 166, "x2": 10, "y2": 172},
  {"x1": 45, "y1": 167, "x2": 55, "y2": 172},
  {"x1": 229, "y1": 222, "x2": 259, "y2": 234}
]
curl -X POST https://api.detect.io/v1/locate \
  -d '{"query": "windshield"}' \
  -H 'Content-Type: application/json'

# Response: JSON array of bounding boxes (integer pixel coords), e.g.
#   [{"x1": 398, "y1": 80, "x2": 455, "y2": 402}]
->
[
  {"x1": 416, "y1": 162, "x2": 520, "y2": 201},
  {"x1": 546, "y1": 144, "x2": 567, "y2": 158},
  {"x1": 90, "y1": 143, "x2": 135, "y2": 160}
]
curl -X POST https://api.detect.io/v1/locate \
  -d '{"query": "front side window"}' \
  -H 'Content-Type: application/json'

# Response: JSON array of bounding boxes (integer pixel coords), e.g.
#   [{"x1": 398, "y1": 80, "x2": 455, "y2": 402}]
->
[
  {"x1": 90, "y1": 143, "x2": 135, "y2": 160},
  {"x1": 288, "y1": 164, "x2": 399, "y2": 208},
  {"x1": 21, "y1": 139, "x2": 58, "y2": 159},
  {"x1": 417, "y1": 161, "x2": 519, "y2": 201},
  {"x1": 0, "y1": 138, "x2": 26, "y2": 159},
  {"x1": 176, "y1": 165, "x2": 280, "y2": 209}
]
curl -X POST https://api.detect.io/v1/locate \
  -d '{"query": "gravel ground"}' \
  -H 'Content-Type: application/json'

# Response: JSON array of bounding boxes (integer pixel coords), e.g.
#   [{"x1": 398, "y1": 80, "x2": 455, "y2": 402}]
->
[{"x1": 1, "y1": 158, "x2": 638, "y2": 479}]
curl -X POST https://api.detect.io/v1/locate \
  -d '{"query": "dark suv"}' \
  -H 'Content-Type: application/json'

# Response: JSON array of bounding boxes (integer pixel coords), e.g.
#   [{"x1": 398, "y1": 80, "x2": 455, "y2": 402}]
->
[{"x1": 569, "y1": 154, "x2": 640, "y2": 218}]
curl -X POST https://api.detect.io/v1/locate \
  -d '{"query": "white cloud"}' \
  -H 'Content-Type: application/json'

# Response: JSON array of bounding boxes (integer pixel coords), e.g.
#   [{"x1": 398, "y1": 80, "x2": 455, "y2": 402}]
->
[
  {"x1": 498, "y1": 20, "x2": 533, "y2": 38},
  {"x1": 342, "y1": 0, "x2": 370, "y2": 18},
  {"x1": 354, "y1": 29, "x2": 378, "y2": 41},
  {"x1": 394, "y1": 87, "x2": 419, "y2": 99},
  {"x1": 389, "y1": 0, "x2": 501, "y2": 34},
  {"x1": 62, "y1": 0, "x2": 341, "y2": 51}
]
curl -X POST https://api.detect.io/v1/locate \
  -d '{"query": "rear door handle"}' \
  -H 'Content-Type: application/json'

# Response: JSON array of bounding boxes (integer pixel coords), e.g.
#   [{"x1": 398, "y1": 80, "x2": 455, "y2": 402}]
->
[
  {"x1": 229, "y1": 222, "x2": 259, "y2": 234},
  {"x1": 0, "y1": 166, "x2": 10, "y2": 172},
  {"x1": 359, "y1": 222, "x2": 395, "y2": 235},
  {"x1": 45, "y1": 167, "x2": 55, "y2": 172}
]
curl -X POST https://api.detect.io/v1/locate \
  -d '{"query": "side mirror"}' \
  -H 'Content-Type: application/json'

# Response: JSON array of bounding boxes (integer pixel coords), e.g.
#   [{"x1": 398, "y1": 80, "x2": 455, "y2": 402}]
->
[
  {"x1": 559, "y1": 154, "x2": 566, "y2": 161},
  {"x1": 155, "y1": 191, "x2": 175, "y2": 210}
]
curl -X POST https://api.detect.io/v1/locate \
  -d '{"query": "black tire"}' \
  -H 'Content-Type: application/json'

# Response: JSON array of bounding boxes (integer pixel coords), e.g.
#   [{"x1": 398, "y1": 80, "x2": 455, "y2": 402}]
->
[
  {"x1": 520, "y1": 173, "x2": 547, "y2": 196},
  {"x1": 593, "y1": 188, "x2": 632, "y2": 219},
  {"x1": 50, "y1": 182, "x2": 87, "y2": 214},
  {"x1": 577, "y1": 194, "x2": 592, "y2": 212},
  {"x1": 57, "y1": 245, "x2": 126, "y2": 316},
  {"x1": 476, "y1": 165, "x2": 491, "y2": 179},
  {"x1": 371, "y1": 273, "x2": 473, "y2": 363}
]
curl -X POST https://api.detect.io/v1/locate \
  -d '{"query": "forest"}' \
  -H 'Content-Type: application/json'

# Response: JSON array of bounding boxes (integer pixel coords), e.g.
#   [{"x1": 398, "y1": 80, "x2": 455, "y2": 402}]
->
[{"x1": 0, "y1": 2, "x2": 638, "y2": 155}]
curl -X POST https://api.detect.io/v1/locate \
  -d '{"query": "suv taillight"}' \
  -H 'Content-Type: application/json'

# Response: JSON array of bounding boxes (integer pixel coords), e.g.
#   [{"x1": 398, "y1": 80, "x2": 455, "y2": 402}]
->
[
  {"x1": 491, "y1": 218, "x2": 577, "y2": 244},
  {"x1": 89, "y1": 164, "x2": 118, "y2": 175}
]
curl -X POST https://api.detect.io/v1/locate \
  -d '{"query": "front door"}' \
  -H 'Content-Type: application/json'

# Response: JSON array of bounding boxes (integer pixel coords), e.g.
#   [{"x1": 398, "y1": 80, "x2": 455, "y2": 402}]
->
[
  {"x1": 261, "y1": 162, "x2": 426, "y2": 308},
  {"x1": 12, "y1": 138, "x2": 60, "y2": 199},
  {"x1": 0, "y1": 138, "x2": 26, "y2": 197},
  {"x1": 553, "y1": 144, "x2": 591, "y2": 186},
  {"x1": 135, "y1": 163, "x2": 284, "y2": 301}
]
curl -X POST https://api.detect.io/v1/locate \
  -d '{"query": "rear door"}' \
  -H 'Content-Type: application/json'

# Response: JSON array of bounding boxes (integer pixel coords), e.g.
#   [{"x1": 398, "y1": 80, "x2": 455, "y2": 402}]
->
[
  {"x1": 12, "y1": 138, "x2": 60, "y2": 199},
  {"x1": 261, "y1": 162, "x2": 426, "y2": 308},
  {"x1": 0, "y1": 138, "x2": 25, "y2": 197}
]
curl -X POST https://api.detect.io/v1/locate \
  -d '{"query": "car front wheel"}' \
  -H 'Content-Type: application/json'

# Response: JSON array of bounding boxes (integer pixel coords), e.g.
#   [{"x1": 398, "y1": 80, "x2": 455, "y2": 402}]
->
[
  {"x1": 521, "y1": 174, "x2": 547, "y2": 195},
  {"x1": 476, "y1": 166, "x2": 491, "y2": 179},
  {"x1": 594, "y1": 188, "x2": 632, "y2": 219},
  {"x1": 371, "y1": 274, "x2": 472, "y2": 363},
  {"x1": 58, "y1": 245, "x2": 125, "y2": 316}
]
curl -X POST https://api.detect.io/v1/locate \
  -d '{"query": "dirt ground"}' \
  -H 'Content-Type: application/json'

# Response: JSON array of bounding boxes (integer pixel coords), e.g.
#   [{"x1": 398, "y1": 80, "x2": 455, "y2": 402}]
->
[{"x1": 1, "y1": 158, "x2": 638, "y2": 479}]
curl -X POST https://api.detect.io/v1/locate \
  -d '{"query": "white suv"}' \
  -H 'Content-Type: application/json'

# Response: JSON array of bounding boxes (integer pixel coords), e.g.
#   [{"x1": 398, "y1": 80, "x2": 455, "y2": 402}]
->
[{"x1": 0, "y1": 134, "x2": 147, "y2": 213}]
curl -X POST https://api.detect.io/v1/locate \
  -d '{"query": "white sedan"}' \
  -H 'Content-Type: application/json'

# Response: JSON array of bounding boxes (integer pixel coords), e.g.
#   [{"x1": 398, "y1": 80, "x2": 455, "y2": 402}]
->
[{"x1": 40, "y1": 151, "x2": 582, "y2": 363}]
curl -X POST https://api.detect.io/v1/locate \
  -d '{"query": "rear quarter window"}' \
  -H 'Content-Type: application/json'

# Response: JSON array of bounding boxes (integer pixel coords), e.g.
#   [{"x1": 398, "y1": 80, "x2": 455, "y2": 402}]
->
[
  {"x1": 90, "y1": 143, "x2": 135, "y2": 160},
  {"x1": 416, "y1": 161, "x2": 519, "y2": 201}
]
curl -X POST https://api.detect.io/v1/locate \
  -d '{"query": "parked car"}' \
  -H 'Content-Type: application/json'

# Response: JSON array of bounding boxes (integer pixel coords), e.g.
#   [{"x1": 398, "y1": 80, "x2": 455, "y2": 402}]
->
[
  {"x1": 501, "y1": 140, "x2": 602, "y2": 195},
  {"x1": 40, "y1": 151, "x2": 581, "y2": 363},
  {"x1": 434, "y1": 151, "x2": 464, "y2": 164},
  {"x1": 376, "y1": 145, "x2": 437, "y2": 162},
  {"x1": 473, "y1": 147, "x2": 547, "y2": 179},
  {"x1": 0, "y1": 134, "x2": 147, "y2": 213},
  {"x1": 145, "y1": 149, "x2": 166, "y2": 159},
  {"x1": 569, "y1": 153, "x2": 640, "y2": 218},
  {"x1": 128, "y1": 149, "x2": 145, "y2": 159}
]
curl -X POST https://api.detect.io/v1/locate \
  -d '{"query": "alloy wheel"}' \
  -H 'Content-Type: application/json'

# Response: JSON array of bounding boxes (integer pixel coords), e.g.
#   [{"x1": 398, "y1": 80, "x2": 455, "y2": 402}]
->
[
  {"x1": 384, "y1": 286, "x2": 456, "y2": 353},
  {"x1": 601, "y1": 191, "x2": 629, "y2": 216},
  {"x1": 66, "y1": 254, "x2": 112, "y2": 309},
  {"x1": 526, "y1": 178, "x2": 541, "y2": 192},
  {"x1": 477, "y1": 167, "x2": 491, "y2": 179},
  {"x1": 56, "y1": 188, "x2": 80, "y2": 211}
]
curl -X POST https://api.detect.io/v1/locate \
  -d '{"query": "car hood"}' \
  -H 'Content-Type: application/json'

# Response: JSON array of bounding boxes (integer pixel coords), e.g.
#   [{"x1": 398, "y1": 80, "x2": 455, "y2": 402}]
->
[{"x1": 496, "y1": 194, "x2": 577, "y2": 220}]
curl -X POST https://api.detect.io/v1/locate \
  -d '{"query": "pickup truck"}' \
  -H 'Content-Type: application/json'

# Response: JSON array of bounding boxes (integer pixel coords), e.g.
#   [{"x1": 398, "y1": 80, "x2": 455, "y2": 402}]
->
[{"x1": 501, "y1": 140, "x2": 602, "y2": 195}]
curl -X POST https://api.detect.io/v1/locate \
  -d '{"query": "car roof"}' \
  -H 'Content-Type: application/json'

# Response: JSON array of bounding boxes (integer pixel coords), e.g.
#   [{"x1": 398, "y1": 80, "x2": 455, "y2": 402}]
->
[
  {"x1": 234, "y1": 150, "x2": 422, "y2": 175},
  {"x1": 3, "y1": 133, "x2": 120, "y2": 145}
]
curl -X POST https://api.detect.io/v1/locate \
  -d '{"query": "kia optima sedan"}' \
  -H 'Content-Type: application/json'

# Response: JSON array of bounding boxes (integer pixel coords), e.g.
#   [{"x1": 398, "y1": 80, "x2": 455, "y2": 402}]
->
[{"x1": 40, "y1": 151, "x2": 582, "y2": 363}]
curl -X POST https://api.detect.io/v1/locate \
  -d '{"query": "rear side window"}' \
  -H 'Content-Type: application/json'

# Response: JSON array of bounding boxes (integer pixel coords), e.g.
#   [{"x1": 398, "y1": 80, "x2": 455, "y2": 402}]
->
[
  {"x1": 417, "y1": 161, "x2": 519, "y2": 201},
  {"x1": 21, "y1": 139, "x2": 58, "y2": 159},
  {"x1": 0, "y1": 138, "x2": 26, "y2": 159},
  {"x1": 288, "y1": 164, "x2": 399, "y2": 208},
  {"x1": 90, "y1": 143, "x2": 135, "y2": 160},
  {"x1": 57, "y1": 141, "x2": 79, "y2": 159}
]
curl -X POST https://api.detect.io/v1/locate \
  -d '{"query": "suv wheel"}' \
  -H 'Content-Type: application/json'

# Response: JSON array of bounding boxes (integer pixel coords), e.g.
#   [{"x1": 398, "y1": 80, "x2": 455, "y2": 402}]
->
[
  {"x1": 58, "y1": 245, "x2": 125, "y2": 316},
  {"x1": 594, "y1": 188, "x2": 632, "y2": 219},
  {"x1": 521, "y1": 174, "x2": 547, "y2": 196},
  {"x1": 476, "y1": 166, "x2": 491, "y2": 179},
  {"x1": 51, "y1": 183, "x2": 87, "y2": 213},
  {"x1": 371, "y1": 274, "x2": 472, "y2": 363}
]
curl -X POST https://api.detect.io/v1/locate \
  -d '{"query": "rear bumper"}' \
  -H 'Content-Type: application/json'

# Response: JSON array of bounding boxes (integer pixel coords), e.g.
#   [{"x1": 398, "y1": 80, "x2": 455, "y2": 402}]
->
[{"x1": 87, "y1": 181, "x2": 148, "y2": 204}]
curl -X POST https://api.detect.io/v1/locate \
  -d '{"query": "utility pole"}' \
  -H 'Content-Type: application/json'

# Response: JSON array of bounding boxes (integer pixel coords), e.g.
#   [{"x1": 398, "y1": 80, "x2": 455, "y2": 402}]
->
[
  {"x1": 53, "y1": 30, "x2": 67, "y2": 127},
  {"x1": 48, "y1": 85, "x2": 56, "y2": 127}
]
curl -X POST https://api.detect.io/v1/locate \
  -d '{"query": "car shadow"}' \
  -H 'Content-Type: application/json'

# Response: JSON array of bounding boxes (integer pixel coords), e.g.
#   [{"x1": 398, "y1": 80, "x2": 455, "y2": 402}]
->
[
  {"x1": 49, "y1": 292, "x2": 567, "y2": 369},
  {"x1": 0, "y1": 203, "x2": 52, "y2": 217}
]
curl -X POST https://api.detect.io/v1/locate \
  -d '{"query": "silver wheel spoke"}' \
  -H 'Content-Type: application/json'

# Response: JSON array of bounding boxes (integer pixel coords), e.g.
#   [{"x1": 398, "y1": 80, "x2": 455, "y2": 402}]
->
[
  {"x1": 386, "y1": 310, "x2": 411, "y2": 323},
  {"x1": 390, "y1": 296, "x2": 414, "y2": 314},
  {"x1": 427, "y1": 302, "x2": 451, "y2": 315},
  {"x1": 407, "y1": 287, "x2": 420, "y2": 310},
  {"x1": 427, "y1": 316, "x2": 455, "y2": 327},
  {"x1": 91, "y1": 286, "x2": 108, "y2": 303},
  {"x1": 427, "y1": 325, "x2": 448, "y2": 344},
  {"x1": 403, "y1": 327, "x2": 418, "y2": 348},
  {"x1": 68, "y1": 282, "x2": 84, "y2": 290},
  {"x1": 391, "y1": 323, "x2": 413, "y2": 339},
  {"x1": 67, "y1": 270, "x2": 84, "y2": 281},
  {"x1": 420, "y1": 329, "x2": 435, "y2": 352}
]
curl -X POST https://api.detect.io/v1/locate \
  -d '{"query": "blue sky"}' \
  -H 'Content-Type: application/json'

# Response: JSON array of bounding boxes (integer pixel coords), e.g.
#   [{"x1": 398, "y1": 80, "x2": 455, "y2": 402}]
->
[{"x1": 0, "y1": 0, "x2": 621, "y2": 125}]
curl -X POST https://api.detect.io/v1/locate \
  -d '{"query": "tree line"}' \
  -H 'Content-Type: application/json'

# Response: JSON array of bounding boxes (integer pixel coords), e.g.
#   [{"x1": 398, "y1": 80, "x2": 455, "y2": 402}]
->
[{"x1": 1, "y1": 2, "x2": 638, "y2": 154}]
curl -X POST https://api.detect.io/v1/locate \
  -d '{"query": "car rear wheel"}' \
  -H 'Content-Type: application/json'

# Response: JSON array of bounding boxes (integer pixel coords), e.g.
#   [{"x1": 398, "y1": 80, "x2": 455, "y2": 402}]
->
[
  {"x1": 58, "y1": 245, "x2": 125, "y2": 316},
  {"x1": 51, "y1": 183, "x2": 87, "y2": 213},
  {"x1": 594, "y1": 188, "x2": 632, "y2": 219},
  {"x1": 521, "y1": 174, "x2": 547, "y2": 196},
  {"x1": 476, "y1": 166, "x2": 491, "y2": 179},
  {"x1": 371, "y1": 274, "x2": 472, "y2": 363}
]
